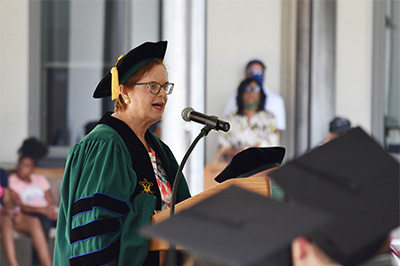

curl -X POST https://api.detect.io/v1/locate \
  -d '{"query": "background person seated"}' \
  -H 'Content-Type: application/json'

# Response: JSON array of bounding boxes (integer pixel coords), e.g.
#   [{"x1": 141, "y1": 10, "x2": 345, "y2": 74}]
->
[
  {"x1": 7, "y1": 138, "x2": 57, "y2": 266},
  {"x1": 1, "y1": 168, "x2": 53, "y2": 266},
  {"x1": 223, "y1": 59, "x2": 286, "y2": 134},
  {"x1": 218, "y1": 77, "x2": 279, "y2": 161}
]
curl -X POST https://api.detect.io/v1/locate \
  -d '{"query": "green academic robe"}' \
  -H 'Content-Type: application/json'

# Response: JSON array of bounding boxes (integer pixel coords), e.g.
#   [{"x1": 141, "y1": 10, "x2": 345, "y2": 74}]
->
[{"x1": 53, "y1": 113, "x2": 191, "y2": 266}]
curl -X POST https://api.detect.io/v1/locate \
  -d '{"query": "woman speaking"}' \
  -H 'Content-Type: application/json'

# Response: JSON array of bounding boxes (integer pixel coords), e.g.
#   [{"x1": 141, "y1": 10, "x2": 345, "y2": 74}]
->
[{"x1": 54, "y1": 41, "x2": 191, "y2": 266}]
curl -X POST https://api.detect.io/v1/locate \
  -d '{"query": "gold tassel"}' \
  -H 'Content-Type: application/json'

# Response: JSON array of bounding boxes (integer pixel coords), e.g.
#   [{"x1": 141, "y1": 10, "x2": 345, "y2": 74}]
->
[{"x1": 111, "y1": 55, "x2": 123, "y2": 100}]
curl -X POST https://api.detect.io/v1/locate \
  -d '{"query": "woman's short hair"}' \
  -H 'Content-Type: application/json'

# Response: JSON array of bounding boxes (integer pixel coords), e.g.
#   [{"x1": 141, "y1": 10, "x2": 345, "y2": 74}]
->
[
  {"x1": 236, "y1": 78, "x2": 266, "y2": 115},
  {"x1": 18, "y1": 137, "x2": 48, "y2": 166},
  {"x1": 245, "y1": 60, "x2": 266, "y2": 73},
  {"x1": 114, "y1": 58, "x2": 165, "y2": 112}
]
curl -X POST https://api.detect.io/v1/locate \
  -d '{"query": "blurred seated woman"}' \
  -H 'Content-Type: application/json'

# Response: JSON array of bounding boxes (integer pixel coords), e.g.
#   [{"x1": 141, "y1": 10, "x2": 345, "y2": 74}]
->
[
  {"x1": 0, "y1": 167, "x2": 53, "y2": 266},
  {"x1": 7, "y1": 138, "x2": 57, "y2": 266},
  {"x1": 218, "y1": 77, "x2": 280, "y2": 161}
]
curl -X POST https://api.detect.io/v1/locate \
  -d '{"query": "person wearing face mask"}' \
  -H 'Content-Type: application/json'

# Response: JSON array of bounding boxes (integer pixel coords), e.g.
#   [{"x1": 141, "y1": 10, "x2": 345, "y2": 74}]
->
[
  {"x1": 223, "y1": 60, "x2": 286, "y2": 134},
  {"x1": 53, "y1": 41, "x2": 191, "y2": 266},
  {"x1": 218, "y1": 78, "x2": 279, "y2": 161}
]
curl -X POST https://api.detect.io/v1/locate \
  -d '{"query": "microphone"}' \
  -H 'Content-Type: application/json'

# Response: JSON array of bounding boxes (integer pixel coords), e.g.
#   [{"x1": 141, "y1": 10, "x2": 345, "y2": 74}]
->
[{"x1": 181, "y1": 107, "x2": 230, "y2": 132}]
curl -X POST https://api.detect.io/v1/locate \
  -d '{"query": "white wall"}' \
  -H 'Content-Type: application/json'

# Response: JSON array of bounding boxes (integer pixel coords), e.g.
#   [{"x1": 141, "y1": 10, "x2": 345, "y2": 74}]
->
[
  {"x1": 206, "y1": 0, "x2": 376, "y2": 162},
  {"x1": 131, "y1": 0, "x2": 160, "y2": 47},
  {"x1": 0, "y1": 0, "x2": 379, "y2": 169},
  {"x1": 0, "y1": 0, "x2": 30, "y2": 167},
  {"x1": 205, "y1": 0, "x2": 283, "y2": 163},
  {"x1": 336, "y1": 0, "x2": 373, "y2": 132}
]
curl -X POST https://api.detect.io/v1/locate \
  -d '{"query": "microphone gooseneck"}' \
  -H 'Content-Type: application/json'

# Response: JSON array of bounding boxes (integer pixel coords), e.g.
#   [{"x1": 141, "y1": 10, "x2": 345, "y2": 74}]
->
[
  {"x1": 165, "y1": 107, "x2": 230, "y2": 266},
  {"x1": 166, "y1": 124, "x2": 213, "y2": 266}
]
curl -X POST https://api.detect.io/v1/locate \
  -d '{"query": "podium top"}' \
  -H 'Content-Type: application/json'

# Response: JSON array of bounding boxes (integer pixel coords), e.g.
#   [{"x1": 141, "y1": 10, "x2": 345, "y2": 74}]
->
[
  {"x1": 152, "y1": 176, "x2": 271, "y2": 224},
  {"x1": 147, "y1": 177, "x2": 271, "y2": 251},
  {"x1": 142, "y1": 185, "x2": 331, "y2": 266}
]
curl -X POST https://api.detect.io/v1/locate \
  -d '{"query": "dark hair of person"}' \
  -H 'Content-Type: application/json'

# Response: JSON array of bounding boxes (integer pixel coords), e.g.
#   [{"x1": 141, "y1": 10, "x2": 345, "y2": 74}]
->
[
  {"x1": 236, "y1": 77, "x2": 266, "y2": 115},
  {"x1": 266, "y1": 246, "x2": 293, "y2": 266},
  {"x1": 18, "y1": 137, "x2": 48, "y2": 166},
  {"x1": 307, "y1": 234, "x2": 390, "y2": 265},
  {"x1": 246, "y1": 59, "x2": 266, "y2": 72},
  {"x1": 114, "y1": 58, "x2": 165, "y2": 112}
]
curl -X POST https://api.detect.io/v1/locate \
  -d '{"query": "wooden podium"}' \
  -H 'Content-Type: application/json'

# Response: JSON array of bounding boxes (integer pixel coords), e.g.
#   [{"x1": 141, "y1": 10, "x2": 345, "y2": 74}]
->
[{"x1": 148, "y1": 176, "x2": 271, "y2": 251}]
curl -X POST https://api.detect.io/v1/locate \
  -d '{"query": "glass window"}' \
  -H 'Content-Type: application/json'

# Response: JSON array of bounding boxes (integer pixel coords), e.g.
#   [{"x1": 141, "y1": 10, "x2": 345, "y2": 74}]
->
[
  {"x1": 39, "y1": 0, "x2": 161, "y2": 150},
  {"x1": 41, "y1": 0, "x2": 71, "y2": 146},
  {"x1": 41, "y1": 0, "x2": 104, "y2": 147},
  {"x1": 385, "y1": 0, "x2": 400, "y2": 157}
]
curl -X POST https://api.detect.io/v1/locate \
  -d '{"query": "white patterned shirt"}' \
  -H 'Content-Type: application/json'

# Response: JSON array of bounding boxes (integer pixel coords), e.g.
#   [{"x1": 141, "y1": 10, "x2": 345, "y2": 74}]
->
[{"x1": 218, "y1": 110, "x2": 280, "y2": 150}]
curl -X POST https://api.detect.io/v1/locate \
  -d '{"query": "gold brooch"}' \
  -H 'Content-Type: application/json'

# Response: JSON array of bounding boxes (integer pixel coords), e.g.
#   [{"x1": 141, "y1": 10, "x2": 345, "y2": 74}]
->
[{"x1": 139, "y1": 178, "x2": 154, "y2": 194}]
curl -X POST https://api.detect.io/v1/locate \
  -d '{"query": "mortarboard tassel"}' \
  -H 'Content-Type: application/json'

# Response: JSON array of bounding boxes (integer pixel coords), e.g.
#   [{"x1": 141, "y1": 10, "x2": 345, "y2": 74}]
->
[{"x1": 110, "y1": 55, "x2": 124, "y2": 100}]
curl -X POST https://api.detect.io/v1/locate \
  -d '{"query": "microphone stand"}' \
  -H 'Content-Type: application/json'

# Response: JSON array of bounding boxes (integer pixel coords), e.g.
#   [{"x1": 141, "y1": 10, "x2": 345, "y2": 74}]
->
[{"x1": 164, "y1": 124, "x2": 213, "y2": 266}]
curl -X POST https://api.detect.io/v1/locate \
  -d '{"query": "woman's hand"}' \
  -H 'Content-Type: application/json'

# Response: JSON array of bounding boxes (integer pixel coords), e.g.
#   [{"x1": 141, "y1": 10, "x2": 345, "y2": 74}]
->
[
  {"x1": 21, "y1": 204, "x2": 58, "y2": 220},
  {"x1": 11, "y1": 206, "x2": 23, "y2": 224},
  {"x1": 42, "y1": 205, "x2": 58, "y2": 220}
]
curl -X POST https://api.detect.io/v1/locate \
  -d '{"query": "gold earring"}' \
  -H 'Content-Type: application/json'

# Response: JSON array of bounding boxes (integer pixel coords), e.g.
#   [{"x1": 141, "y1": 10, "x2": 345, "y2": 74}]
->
[{"x1": 124, "y1": 98, "x2": 131, "y2": 104}]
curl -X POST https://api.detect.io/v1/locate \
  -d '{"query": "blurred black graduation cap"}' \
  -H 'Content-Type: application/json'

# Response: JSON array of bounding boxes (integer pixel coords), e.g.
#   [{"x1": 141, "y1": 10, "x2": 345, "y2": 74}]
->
[
  {"x1": 141, "y1": 185, "x2": 332, "y2": 266},
  {"x1": 215, "y1": 147, "x2": 285, "y2": 183},
  {"x1": 268, "y1": 127, "x2": 400, "y2": 266},
  {"x1": 93, "y1": 41, "x2": 167, "y2": 99}
]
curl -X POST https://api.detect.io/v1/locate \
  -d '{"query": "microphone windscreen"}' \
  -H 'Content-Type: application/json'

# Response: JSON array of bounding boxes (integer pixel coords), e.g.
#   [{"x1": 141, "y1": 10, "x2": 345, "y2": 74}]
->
[{"x1": 181, "y1": 107, "x2": 194, "y2": 122}]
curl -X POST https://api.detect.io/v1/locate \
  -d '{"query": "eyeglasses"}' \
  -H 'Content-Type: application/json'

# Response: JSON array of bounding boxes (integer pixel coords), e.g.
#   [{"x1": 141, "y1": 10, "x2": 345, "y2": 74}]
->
[
  {"x1": 135, "y1": 82, "x2": 174, "y2": 95},
  {"x1": 250, "y1": 69, "x2": 263, "y2": 76},
  {"x1": 244, "y1": 85, "x2": 261, "y2": 93}
]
